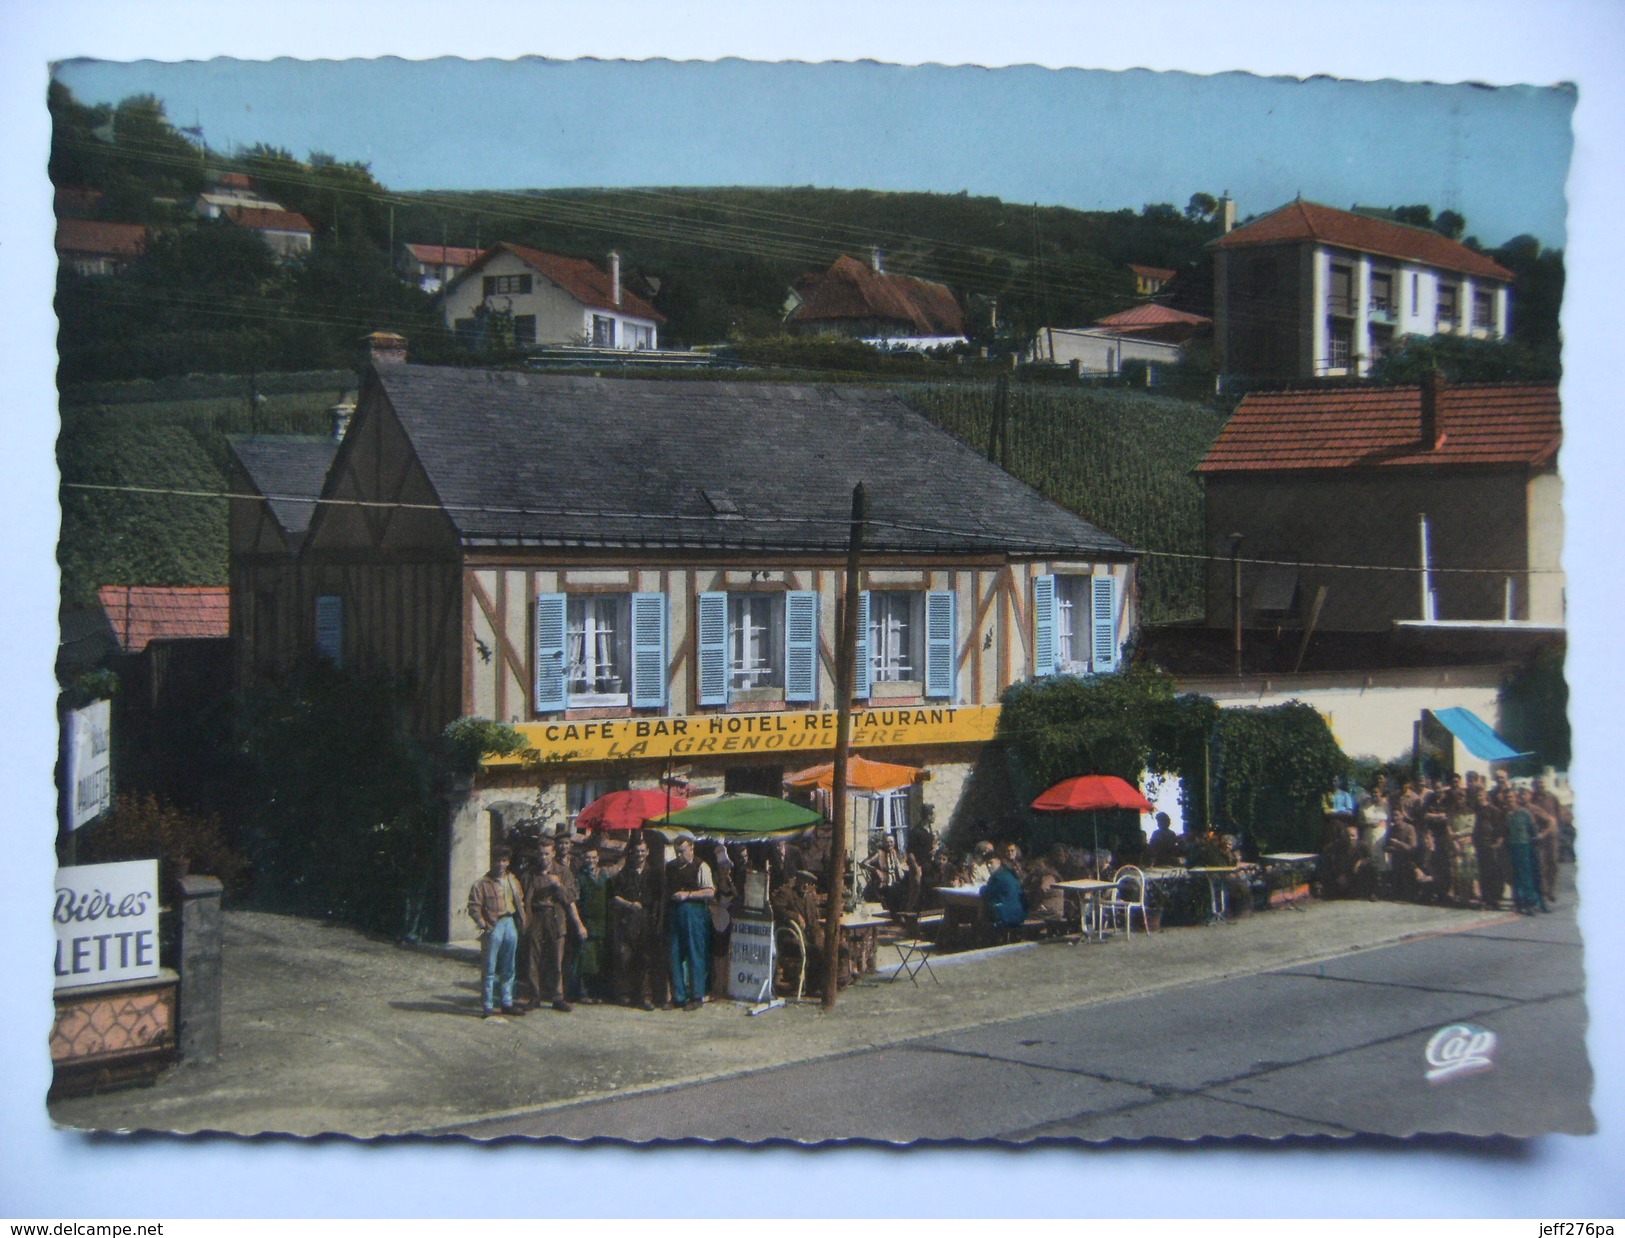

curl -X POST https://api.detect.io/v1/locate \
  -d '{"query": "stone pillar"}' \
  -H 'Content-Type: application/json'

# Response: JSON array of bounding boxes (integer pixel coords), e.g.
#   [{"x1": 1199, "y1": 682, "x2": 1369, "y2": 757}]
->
[{"x1": 177, "y1": 875, "x2": 223, "y2": 1064}]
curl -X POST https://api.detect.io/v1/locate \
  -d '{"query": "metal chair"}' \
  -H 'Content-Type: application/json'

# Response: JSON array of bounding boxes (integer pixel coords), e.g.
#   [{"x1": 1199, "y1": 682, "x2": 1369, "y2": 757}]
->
[{"x1": 1103, "y1": 866, "x2": 1152, "y2": 937}]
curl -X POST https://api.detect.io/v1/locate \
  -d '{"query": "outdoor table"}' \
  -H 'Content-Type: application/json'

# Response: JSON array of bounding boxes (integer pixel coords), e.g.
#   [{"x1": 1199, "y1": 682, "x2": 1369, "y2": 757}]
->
[
  {"x1": 934, "y1": 885, "x2": 986, "y2": 948},
  {"x1": 1056, "y1": 878, "x2": 1116, "y2": 942},
  {"x1": 837, "y1": 907, "x2": 891, "y2": 981},
  {"x1": 1186, "y1": 866, "x2": 1239, "y2": 924},
  {"x1": 1263, "y1": 853, "x2": 1317, "y2": 911}
]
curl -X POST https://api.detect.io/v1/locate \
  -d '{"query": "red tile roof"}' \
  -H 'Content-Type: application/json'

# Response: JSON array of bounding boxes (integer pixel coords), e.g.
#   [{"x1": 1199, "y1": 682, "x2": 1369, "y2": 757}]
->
[
  {"x1": 97, "y1": 586, "x2": 230, "y2": 654},
  {"x1": 55, "y1": 219, "x2": 150, "y2": 258},
  {"x1": 1095, "y1": 302, "x2": 1210, "y2": 331},
  {"x1": 1129, "y1": 263, "x2": 1176, "y2": 282},
  {"x1": 1198, "y1": 384, "x2": 1560, "y2": 474},
  {"x1": 1212, "y1": 200, "x2": 1515, "y2": 283},
  {"x1": 405, "y1": 242, "x2": 482, "y2": 267},
  {"x1": 226, "y1": 206, "x2": 314, "y2": 234},
  {"x1": 458, "y1": 243, "x2": 665, "y2": 322},
  {"x1": 54, "y1": 187, "x2": 106, "y2": 219},
  {"x1": 789, "y1": 255, "x2": 966, "y2": 336}
]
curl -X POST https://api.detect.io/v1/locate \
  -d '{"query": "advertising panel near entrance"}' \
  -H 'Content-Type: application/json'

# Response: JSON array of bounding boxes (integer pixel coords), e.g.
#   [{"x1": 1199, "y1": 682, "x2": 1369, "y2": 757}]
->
[
  {"x1": 493, "y1": 704, "x2": 1001, "y2": 766},
  {"x1": 63, "y1": 698, "x2": 113, "y2": 831},
  {"x1": 54, "y1": 859, "x2": 161, "y2": 991}
]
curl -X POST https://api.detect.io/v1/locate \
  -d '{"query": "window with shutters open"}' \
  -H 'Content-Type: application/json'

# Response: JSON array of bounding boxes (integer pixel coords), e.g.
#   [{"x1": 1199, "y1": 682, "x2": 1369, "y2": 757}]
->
[
  {"x1": 861, "y1": 591, "x2": 955, "y2": 699},
  {"x1": 536, "y1": 592, "x2": 667, "y2": 712},
  {"x1": 699, "y1": 590, "x2": 818, "y2": 706},
  {"x1": 1038, "y1": 574, "x2": 1118, "y2": 676}
]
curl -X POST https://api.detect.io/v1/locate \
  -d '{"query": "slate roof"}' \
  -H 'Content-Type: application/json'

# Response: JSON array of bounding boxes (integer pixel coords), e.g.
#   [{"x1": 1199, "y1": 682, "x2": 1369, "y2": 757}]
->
[
  {"x1": 56, "y1": 219, "x2": 149, "y2": 258},
  {"x1": 1198, "y1": 384, "x2": 1560, "y2": 474},
  {"x1": 1211, "y1": 200, "x2": 1515, "y2": 283},
  {"x1": 450, "y1": 244, "x2": 665, "y2": 322},
  {"x1": 227, "y1": 435, "x2": 341, "y2": 535},
  {"x1": 97, "y1": 586, "x2": 230, "y2": 654},
  {"x1": 789, "y1": 256, "x2": 966, "y2": 336},
  {"x1": 366, "y1": 365, "x2": 1134, "y2": 558}
]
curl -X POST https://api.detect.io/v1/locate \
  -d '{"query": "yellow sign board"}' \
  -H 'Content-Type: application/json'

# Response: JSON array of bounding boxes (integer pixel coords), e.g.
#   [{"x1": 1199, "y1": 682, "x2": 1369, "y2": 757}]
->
[{"x1": 491, "y1": 705, "x2": 1002, "y2": 766}]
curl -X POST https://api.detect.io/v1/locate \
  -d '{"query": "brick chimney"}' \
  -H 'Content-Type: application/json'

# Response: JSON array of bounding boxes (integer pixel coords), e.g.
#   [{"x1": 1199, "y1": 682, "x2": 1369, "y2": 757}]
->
[
  {"x1": 362, "y1": 331, "x2": 408, "y2": 366},
  {"x1": 1420, "y1": 368, "x2": 1444, "y2": 446},
  {"x1": 609, "y1": 251, "x2": 622, "y2": 309}
]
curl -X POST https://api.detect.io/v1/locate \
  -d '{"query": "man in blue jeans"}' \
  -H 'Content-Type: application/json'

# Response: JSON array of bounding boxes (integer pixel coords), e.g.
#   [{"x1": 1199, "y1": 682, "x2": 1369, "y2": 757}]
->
[
  {"x1": 665, "y1": 835, "x2": 716, "y2": 1011},
  {"x1": 467, "y1": 848, "x2": 527, "y2": 1018}
]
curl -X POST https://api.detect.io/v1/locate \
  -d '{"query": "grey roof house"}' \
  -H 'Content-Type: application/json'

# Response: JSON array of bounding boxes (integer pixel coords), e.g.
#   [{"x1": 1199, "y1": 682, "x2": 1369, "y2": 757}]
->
[{"x1": 229, "y1": 356, "x2": 1139, "y2": 940}]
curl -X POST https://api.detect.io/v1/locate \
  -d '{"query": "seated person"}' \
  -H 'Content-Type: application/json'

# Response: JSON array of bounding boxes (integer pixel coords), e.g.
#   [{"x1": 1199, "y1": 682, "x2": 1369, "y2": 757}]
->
[
  {"x1": 963, "y1": 841, "x2": 997, "y2": 886},
  {"x1": 1147, "y1": 813, "x2": 1181, "y2": 867},
  {"x1": 1023, "y1": 845, "x2": 1069, "y2": 922},
  {"x1": 980, "y1": 855, "x2": 1028, "y2": 929}
]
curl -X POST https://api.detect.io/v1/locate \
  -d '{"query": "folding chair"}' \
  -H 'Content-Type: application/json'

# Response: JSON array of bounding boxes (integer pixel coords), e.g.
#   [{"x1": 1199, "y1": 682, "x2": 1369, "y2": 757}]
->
[{"x1": 888, "y1": 938, "x2": 940, "y2": 986}]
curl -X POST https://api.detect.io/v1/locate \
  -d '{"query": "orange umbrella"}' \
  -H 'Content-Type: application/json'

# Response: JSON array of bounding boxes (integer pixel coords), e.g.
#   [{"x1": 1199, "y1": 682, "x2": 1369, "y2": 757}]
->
[{"x1": 785, "y1": 754, "x2": 922, "y2": 793}]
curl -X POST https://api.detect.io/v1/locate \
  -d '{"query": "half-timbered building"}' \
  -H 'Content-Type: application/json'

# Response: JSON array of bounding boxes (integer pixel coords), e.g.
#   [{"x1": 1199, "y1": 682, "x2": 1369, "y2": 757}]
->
[{"x1": 229, "y1": 357, "x2": 1139, "y2": 940}]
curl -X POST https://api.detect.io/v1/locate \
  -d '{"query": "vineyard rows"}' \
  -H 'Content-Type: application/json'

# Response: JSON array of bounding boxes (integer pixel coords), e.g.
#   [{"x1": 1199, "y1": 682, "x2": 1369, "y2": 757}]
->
[{"x1": 902, "y1": 381, "x2": 1229, "y2": 623}]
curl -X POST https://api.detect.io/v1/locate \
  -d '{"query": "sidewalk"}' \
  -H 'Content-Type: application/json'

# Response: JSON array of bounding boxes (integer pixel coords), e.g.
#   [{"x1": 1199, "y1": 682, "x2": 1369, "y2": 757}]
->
[{"x1": 47, "y1": 892, "x2": 1535, "y2": 1137}]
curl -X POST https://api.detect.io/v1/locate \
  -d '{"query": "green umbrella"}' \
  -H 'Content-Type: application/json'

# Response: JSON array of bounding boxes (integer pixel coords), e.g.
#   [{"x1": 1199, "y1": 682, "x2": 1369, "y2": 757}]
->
[{"x1": 651, "y1": 793, "x2": 823, "y2": 842}]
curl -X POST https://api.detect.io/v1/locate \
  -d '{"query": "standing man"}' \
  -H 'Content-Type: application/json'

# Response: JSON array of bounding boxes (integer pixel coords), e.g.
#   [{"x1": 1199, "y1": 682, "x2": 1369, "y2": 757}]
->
[
  {"x1": 573, "y1": 844, "x2": 612, "y2": 1003},
  {"x1": 666, "y1": 834, "x2": 715, "y2": 1012},
  {"x1": 467, "y1": 847, "x2": 527, "y2": 1019},
  {"x1": 526, "y1": 835, "x2": 589, "y2": 1013},
  {"x1": 1530, "y1": 777, "x2": 1564, "y2": 907},
  {"x1": 610, "y1": 833, "x2": 663, "y2": 1011}
]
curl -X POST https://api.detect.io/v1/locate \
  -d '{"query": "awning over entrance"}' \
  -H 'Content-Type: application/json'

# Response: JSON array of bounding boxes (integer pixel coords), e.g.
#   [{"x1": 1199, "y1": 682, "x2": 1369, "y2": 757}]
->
[{"x1": 1429, "y1": 708, "x2": 1530, "y2": 762}]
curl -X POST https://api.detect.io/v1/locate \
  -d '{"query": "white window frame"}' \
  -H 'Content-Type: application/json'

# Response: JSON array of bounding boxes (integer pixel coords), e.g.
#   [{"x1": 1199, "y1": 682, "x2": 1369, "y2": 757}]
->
[
  {"x1": 729, "y1": 594, "x2": 784, "y2": 691},
  {"x1": 869, "y1": 591, "x2": 923, "y2": 683},
  {"x1": 567, "y1": 594, "x2": 631, "y2": 705}
]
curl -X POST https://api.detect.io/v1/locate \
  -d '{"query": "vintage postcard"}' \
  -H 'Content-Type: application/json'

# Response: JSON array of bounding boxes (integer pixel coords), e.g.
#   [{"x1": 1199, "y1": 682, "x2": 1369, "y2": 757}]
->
[{"x1": 36, "y1": 46, "x2": 1599, "y2": 1161}]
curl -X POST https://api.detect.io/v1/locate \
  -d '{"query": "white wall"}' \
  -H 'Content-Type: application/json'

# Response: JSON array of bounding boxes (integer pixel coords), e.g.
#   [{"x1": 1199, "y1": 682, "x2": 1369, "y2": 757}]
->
[{"x1": 1181, "y1": 666, "x2": 1508, "y2": 764}]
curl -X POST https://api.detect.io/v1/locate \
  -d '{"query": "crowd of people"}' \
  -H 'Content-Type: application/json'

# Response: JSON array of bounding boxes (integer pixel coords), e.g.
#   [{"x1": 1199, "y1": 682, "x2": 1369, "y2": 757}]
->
[
  {"x1": 467, "y1": 828, "x2": 848, "y2": 1017},
  {"x1": 1316, "y1": 770, "x2": 1573, "y2": 915}
]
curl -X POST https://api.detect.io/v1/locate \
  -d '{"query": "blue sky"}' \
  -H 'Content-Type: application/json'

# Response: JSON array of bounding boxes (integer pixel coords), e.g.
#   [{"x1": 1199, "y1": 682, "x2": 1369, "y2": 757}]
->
[{"x1": 55, "y1": 56, "x2": 1574, "y2": 248}]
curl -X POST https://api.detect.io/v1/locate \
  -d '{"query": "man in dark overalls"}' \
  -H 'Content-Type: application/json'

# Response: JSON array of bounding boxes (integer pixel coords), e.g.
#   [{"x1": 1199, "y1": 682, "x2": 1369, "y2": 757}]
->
[
  {"x1": 525, "y1": 835, "x2": 588, "y2": 1012},
  {"x1": 665, "y1": 834, "x2": 715, "y2": 1012}
]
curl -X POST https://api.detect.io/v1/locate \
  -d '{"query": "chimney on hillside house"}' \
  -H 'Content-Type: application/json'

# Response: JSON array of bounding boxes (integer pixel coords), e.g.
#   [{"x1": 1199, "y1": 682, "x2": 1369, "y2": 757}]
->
[
  {"x1": 609, "y1": 251, "x2": 622, "y2": 308},
  {"x1": 329, "y1": 397, "x2": 355, "y2": 442},
  {"x1": 1219, "y1": 193, "x2": 1236, "y2": 234},
  {"x1": 1420, "y1": 368, "x2": 1444, "y2": 447},
  {"x1": 363, "y1": 331, "x2": 408, "y2": 367},
  {"x1": 870, "y1": 247, "x2": 885, "y2": 274}
]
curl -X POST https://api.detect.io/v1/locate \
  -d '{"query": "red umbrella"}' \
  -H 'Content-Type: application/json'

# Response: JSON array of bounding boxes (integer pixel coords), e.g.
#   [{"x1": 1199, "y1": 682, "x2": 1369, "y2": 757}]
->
[
  {"x1": 1032, "y1": 775, "x2": 1155, "y2": 878},
  {"x1": 576, "y1": 788, "x2": 690, "y2": 832}
]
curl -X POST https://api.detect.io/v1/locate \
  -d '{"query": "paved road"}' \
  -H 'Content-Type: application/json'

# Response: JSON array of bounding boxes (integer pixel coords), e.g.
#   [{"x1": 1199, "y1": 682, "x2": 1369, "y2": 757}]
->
[{"x1": 452, "y1": 897, "x2": 1592, "y2": 1142}]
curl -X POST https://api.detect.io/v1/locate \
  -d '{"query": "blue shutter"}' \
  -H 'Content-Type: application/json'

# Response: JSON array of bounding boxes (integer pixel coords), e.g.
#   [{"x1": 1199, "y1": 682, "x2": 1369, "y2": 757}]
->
[
  {"x1": 534, "y1": 593, "x2": 568, "y2": 711},
  {"x1": 630, "y1": 592, "x2": 668, "y2": 708},
  {"x1": 315, "y1": 595, "x2": 344, "y2": 667},
  {"x1": 697, "y1": 592, "x2": 729, "y2": 706},
  {"x1": 925, "y1": 590, "x2": 957, "y2": 700},
  {"x1": 784, "y1": 591, "x2": 818, "y2": 703},
  {"x1": 852, "y1": 591, "x2": 871, "y2": 700},
  {"x1": 1033, "y1": 575, "x2": 1056, "y2": 677},
  {"x1": 1091, "y1": 576, "x2": 1119, "y2": 673}
]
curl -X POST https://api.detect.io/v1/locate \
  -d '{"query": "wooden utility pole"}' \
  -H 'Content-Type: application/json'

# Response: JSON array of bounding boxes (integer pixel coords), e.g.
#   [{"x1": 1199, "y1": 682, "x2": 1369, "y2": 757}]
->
[
  {"x1": 822, "y1": 483, "x2": 866, "y2": 1010},
  {"x1": 1230, "y1": 533, "x2": 1244, "y2": 677}
]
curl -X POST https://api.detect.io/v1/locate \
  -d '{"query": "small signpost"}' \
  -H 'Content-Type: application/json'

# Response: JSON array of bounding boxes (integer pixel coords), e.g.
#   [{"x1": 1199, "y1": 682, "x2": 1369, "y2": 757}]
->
[
  {"x1": 63, "y1": 698, "x2": 113, "y2": 834},
  {"x1": 728, "y1": 915, "x2": 776, "y2": 1004}
]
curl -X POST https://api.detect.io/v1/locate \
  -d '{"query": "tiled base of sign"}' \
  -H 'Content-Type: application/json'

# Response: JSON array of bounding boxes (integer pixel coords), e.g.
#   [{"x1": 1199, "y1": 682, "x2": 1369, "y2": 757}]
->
[{"x1": 50, "y1": 971, "x2": 177, "y2": 1098}]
